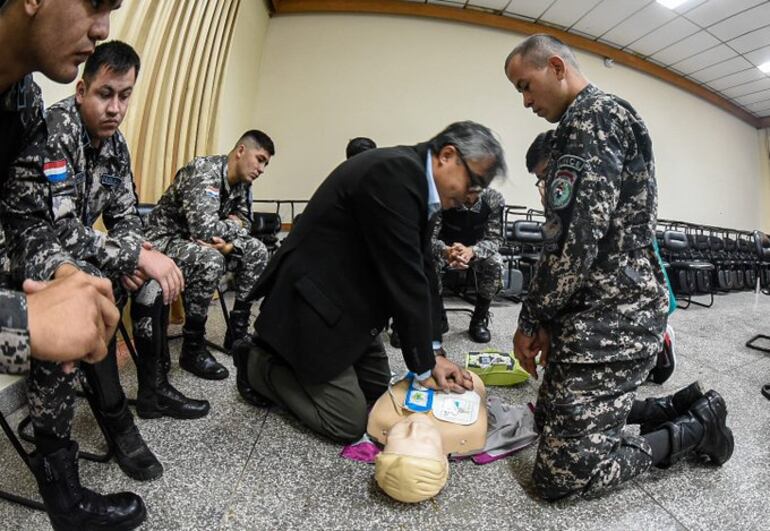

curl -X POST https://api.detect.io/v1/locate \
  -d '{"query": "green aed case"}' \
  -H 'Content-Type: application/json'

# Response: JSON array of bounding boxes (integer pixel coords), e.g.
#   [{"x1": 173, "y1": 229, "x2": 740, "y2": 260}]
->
[{"x1": 465, "y1": 350, "x2": 530, "y2": 386}]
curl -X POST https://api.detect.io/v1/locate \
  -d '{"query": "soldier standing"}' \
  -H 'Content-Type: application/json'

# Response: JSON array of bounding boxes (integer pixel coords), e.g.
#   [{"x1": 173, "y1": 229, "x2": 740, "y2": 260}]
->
[
  {"x1": 432, "y1": 187, "x2": 505, "y2": 343},
  {"x1": 146, "y1": 130, "x2": 274, "y2": 380},
  {"x1": 505, "y1": 34, "x2": 733, "y2": 500}
]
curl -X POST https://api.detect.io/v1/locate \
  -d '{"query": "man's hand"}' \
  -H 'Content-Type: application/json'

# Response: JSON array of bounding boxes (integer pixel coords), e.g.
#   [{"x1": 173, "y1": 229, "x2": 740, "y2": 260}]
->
[
  {"x1": 54, "y1": 262, "x2": 80, "y2": 279},
  {"x1": 197, "y1": 236, "x2": 234, "y2": 256},
  {"x1": 137, "y1": 246, "x2": 184, "y2": 304},
  {"x1": 120, "y1": 270, "x2": 149, "y2": 292},
  {"x1": 513, "y1": 326, "x2": 551, "y2": 379},
  {"x1": 452, "y1": 243, "x2": 474, "y2": 264},
  {"x1": 24, "y1": 271, "x2": 120, "y2": 365},
  {"x1": 423, "y1": 356, "x2": 474, "y2": 393}
]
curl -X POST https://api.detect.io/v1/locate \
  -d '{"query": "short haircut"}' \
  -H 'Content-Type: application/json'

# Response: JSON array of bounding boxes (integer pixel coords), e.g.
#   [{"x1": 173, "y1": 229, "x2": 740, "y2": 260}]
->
[
  {"x1": 346, "y1": 137, "x2": 376, "y2": 159},
  {"x1": 526, "y1": 130, "x2": 554, "y2": 173},
  {"x1": 82, "y1": 41, "x2": 140, "y2": 84},
  {"x1": 505, "y1": 33, "x2": 580, "y2": 73},
  {"x1": 237, "y1": 129, "x2": 275, "y2": 156},
  {"x1": 427, "y1": 120, "x2": 507, "y2": 188}
]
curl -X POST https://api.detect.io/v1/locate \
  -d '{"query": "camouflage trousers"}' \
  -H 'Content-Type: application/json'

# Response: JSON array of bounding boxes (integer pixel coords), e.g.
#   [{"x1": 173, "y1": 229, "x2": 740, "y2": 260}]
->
[
  {"x1": 27, "y1": 263, "x2": 163, "y2": 443},
  {"x1": 163, "y1": 236, "x2": 268, "y2": 322},
  {"x1": 532, "y1": 330, "x2": 659, "y2": 500},
  {"x1": 436, "y1": 251, "x2": 503, "y2": 300}
]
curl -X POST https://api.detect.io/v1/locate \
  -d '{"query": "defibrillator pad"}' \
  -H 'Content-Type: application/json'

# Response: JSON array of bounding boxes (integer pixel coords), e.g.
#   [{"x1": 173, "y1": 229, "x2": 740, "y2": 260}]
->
[
  {"x1": 432, "y1": 391, "x2": 480, "y2": 425},
  {"x1": 403, "y1": 374, "x2": 434, "y2": 413}
]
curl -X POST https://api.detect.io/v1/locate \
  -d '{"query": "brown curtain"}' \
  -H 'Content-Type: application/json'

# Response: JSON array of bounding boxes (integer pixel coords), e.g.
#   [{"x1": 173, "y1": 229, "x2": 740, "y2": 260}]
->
[{"x1": 112, "y1": 0, "x2": 242, "y2": 202}]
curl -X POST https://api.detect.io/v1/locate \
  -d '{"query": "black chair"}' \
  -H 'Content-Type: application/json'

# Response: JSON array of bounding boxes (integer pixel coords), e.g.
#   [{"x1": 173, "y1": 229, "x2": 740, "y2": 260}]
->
[
  {"x1": 660, "y1": 229, "x2": 714, "y2": 309},
  {"x1": 0, "y1": 374, "x2": 45, "y2": 511},
  {"x1": 251, "y1": 211, "x2": 282, "y2": 256},
  {"x1": 746, "y1": 230, "x2": 770, "y2": 353}
]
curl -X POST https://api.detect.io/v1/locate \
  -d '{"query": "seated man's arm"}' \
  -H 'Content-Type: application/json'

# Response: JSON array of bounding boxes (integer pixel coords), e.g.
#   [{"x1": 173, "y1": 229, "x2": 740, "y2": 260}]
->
[
  {"x1": 1, "y1": 129, "x2": 79, "y2": 281},
  {"x1": 0, "y1": 289, "x2": 30, "y2": 374},
  {"x1": 181, "y1": 165, "x2": 242, "y2": 243}
]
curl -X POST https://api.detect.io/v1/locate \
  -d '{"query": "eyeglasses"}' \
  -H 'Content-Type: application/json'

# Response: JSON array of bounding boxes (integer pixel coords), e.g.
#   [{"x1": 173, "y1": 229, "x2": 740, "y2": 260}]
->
[
  {"x1": 535, "y1": 178, "x2": 546, "y2": 192},
  {"x1": 455, "y1": 147, "x2": 485, "y2": 191}
]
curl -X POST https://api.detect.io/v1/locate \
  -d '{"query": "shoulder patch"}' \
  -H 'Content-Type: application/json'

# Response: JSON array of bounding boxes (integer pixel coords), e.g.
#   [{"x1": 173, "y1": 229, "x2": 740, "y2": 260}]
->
[
  {"x1": 100, "y1": 174, "x2": 122, "y2": 188},
  {"x1": 549, "y1": 170, "x2": 576, "y2": 211},
  {"x1": 556, "y1": 154, "x2": 585, "y2": 172},
  {"x1": 205, "y1": 186, "x2": 220, "y2": 198},
  {"x1": 43, "y1": 160, "x2": 69, "y2": 183}
]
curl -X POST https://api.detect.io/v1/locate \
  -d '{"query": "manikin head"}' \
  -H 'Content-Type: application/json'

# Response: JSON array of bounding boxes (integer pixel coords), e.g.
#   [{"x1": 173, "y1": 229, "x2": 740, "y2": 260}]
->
[{"x1": 374, "y1": 414, "x2": 449, "y2": 503}]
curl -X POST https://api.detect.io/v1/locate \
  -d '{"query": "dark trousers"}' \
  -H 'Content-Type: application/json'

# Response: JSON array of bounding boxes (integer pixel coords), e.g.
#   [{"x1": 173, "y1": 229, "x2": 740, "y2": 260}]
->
[{"x1": 246, "y1": 338, "x2": 390, "y2": 442}]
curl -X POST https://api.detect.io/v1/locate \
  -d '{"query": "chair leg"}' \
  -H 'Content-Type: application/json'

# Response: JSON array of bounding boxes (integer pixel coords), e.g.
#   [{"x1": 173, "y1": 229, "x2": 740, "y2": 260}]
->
[
  {"x1": 688, "y1": 291, "x2": 715, "y2": 308},
  {"x1": 0, "y1": 411, "x2": 45, "y2": 511},
  {"x1": 17, "y1": 379, "x2": 115, "y2": 464},
  {"x1": 746, "y1": 334, "x2": 770, "y2": 354}
]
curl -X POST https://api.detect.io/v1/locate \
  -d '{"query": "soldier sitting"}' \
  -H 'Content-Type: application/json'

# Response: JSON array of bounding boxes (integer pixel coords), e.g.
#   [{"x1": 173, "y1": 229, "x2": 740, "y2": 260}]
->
[
  {"x1": 432, "y1": 187, "x2": 505, "y2": 343},
  {"x1": 4, "y1": 41, "x2": 212, "y2": 485},
  {"x1": 146, "y1": 130, "x2": 274, "y2": 380}
]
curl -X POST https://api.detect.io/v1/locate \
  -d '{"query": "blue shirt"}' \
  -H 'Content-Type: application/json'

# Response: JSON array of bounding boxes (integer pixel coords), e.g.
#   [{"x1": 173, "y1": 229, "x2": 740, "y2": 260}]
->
[{"x1": 416, "y1": 150, "x2": 442, "y2": 381}]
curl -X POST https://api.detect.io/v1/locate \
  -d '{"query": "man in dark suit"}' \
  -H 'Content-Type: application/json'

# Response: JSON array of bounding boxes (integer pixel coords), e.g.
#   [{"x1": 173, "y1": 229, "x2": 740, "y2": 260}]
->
[{"x1": 234, "y1": 121, "x2": 506, "y2": 442}]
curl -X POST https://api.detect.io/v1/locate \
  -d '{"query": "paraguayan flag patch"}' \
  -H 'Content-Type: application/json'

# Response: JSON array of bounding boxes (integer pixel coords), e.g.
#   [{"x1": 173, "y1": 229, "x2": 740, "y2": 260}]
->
[{"x1": 43, "y1": 160, "x2": 69, "y2": 183}]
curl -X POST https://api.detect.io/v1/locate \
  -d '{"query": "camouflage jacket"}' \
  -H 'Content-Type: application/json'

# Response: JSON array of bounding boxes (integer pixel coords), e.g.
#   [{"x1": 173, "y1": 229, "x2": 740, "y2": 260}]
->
[
  {"x1": 431, "y1": 187, "x2": 505, "y2": 260},
  {"x1": 0, "y1": 75, "x2": 45, "y2": 374},
  {"x1": 146, "y1": 155, "x2": 252, "y2": 251},
  {"x1": 518, "y1": 84, "x2": 668, "y2": 360},
  {"x1": 2, "y1": 96, "x2": 143, "y2": 281}
]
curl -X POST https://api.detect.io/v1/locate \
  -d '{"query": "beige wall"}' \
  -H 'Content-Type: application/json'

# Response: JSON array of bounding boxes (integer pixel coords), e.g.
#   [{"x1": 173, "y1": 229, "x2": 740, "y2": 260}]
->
[
  {"x1": 33, "y1": 0, "x2": 272, "y2": 189},
  {"x1": 251, "y1": 13, "x2": 768, "y2": 232}
]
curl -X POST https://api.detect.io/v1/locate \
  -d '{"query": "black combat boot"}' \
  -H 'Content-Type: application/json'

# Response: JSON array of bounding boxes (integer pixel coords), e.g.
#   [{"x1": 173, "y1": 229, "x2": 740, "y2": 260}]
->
[
  {"x1": 468, "y1": 297, "x2": 492, "y2": 343},
  {"x1": 224, "y1": 300, "x2": 252, "y2": 352},
  {"x1": 232, "y1": 338, "x2": 272, "y2": 407},
  {"x1": 30, "y1": 442, "x2": 146, "y2": 531},
  {"x1": 630, "y1": 381, "x2": 703, "y2": 434},
  {"x1": 134, "y1": 336, "x2": 210, "y2": 420},
  {"x1": 100, "y1": 398, "x2": 163, "y2": 481},
  {"x1": 657, "y1": 390, "x2": 734, "y2": 468},
  {"x1": 179, "y1": 316, "x2": 229, "y2": 380}
]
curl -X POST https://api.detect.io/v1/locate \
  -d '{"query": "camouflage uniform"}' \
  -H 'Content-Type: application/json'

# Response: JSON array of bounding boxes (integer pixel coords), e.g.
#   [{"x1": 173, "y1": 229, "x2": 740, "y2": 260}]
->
[
  {"x1": 146, "y1": 155, "x2": 267, "y2": 321},
  {"x1": 0, "y1": 75, "x2": 44, "y2": 375},
  {"x1": 432, "y1": 187, "x2": 504, "y2": 300},
  {"x1": 2, "y1": 96, "x2": 156, "y2": 438},
  {"x1": 518, "y1": 84, "x2": 669, "y2": 500}
]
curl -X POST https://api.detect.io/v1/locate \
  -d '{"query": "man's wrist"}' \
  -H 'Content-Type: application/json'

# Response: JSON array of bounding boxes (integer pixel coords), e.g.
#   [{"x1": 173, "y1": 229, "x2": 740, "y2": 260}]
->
[{"x1": 518, "y1": 317, "x2": 538, "y2": 337}]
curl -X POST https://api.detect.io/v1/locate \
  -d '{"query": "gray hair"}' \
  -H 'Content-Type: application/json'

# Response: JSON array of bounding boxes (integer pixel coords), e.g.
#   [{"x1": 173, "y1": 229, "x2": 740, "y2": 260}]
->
[
  {"x1": 505, "y1": 34, "x2": 580, "y2": 72},
  {"x1": 427, "y1": 121, "x2": 507, "y2": 187}
]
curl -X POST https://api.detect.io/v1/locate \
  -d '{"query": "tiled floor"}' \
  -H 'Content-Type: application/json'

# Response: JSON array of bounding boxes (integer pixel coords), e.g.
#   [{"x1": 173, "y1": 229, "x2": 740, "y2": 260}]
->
[{"x1": 1, "y1": 290, "x2": 768, "y2": 530}]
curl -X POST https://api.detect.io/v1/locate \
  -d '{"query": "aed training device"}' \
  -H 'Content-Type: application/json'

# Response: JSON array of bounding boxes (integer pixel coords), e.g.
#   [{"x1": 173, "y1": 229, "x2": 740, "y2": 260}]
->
[
  {"x1": 465, "y1": 350, "x2": 530, "y2": 386},
  {"x1": 403, "y1": 373, "x2": 434, "y2": 413}
]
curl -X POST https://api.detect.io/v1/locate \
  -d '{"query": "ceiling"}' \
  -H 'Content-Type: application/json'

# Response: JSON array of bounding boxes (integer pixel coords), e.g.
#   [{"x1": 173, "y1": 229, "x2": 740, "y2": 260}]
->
[{"x1": 400, "y1": 0, "x2": 770, "y2": 121}]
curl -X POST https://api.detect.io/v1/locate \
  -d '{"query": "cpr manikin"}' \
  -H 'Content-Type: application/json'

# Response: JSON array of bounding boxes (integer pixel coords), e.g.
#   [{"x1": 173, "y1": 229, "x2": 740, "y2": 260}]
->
[{"x1": 369, "y1": 372, "x2": 488, "y2": 503}]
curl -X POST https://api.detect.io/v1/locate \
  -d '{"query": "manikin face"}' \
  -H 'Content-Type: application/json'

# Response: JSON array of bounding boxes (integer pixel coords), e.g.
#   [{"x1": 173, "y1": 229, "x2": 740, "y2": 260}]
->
[
  {"x1": 385, "y1": 414, "x2": 444, "y2": 460},
  {"x1": 76, "y1": 65, "x2": 136, "y2": 142},
  {"x1": 506, "y1": 53, "x2": 570, "y2": 124},
  {"x1": 235, "y1": 145, "x2": 271, "y2": 185},
  {"x1": 27, "y1": 0, "x2": 120, "y2": 83},
  {"x1": 433, "y1": 145, "x2": 492, "y2": 210}
]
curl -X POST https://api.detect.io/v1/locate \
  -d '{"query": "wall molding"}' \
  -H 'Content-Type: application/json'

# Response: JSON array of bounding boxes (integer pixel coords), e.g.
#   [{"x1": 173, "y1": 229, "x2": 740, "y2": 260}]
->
[{"x1": 272, "y1": 0, "x2": 763, "y2": 129}]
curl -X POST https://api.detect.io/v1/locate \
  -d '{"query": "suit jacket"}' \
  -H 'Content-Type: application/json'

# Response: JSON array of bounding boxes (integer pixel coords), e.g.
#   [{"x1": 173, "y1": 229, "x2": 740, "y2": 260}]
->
[{"x1": 249, "y1": 143, "x2": 441, "y2": 384}]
